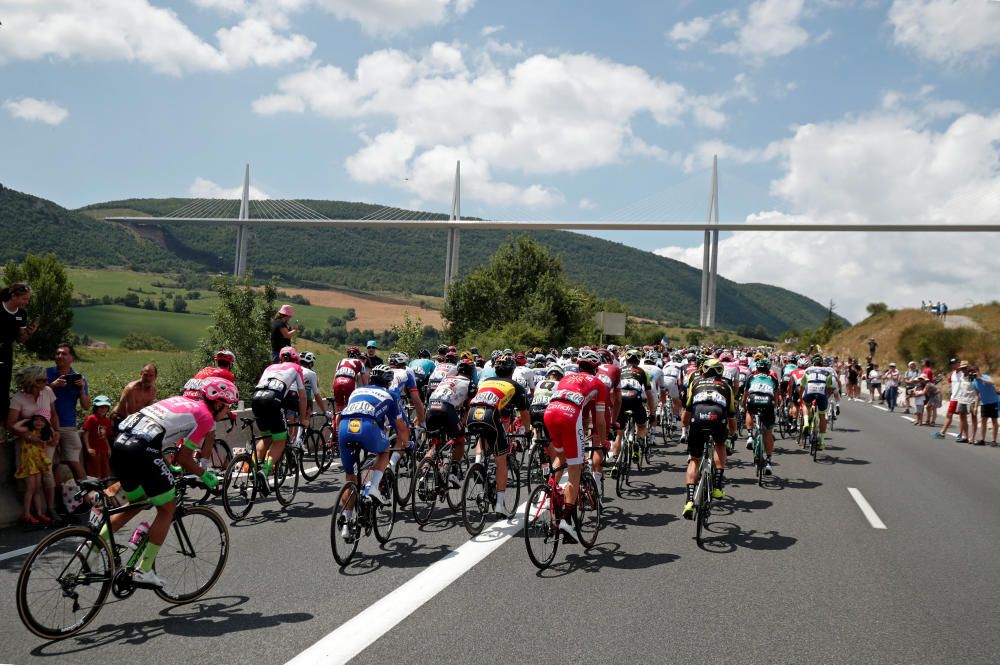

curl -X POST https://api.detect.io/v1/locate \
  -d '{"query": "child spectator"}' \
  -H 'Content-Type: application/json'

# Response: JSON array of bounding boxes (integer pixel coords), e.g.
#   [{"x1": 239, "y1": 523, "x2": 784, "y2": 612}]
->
[
  {"x1": 82, "y1": 395, "x2": 113, "y2": 478},
  {"x1": 13, "y1": 412, "x2": 54, "y2": 526},
  {"x1": 912, "y1": 376, "x2": 928, "y2": 426}
]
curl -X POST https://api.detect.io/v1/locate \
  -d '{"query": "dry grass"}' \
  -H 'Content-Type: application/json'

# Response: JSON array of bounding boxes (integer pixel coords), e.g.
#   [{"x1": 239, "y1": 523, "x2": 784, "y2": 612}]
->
[
  {"x1": 826, "y1": 309, "x2": 939, "y2": 364},
  {"x1": 282, "y1": 287, "x2": 443, "y2": 332},
  {"x1": 955, "y1": 303, "x2": 1000, "y2": 332}
]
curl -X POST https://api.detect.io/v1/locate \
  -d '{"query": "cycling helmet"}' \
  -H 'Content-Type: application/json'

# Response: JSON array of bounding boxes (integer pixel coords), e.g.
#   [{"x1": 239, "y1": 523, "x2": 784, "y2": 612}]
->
[
  {"x1": 447, "y1": 345, "x2": 458, "y2": 354},
  {"x1": 514, "y1": 352, "x2": 527, "y2": 366},
  {"x1": 460, "y1": 350, "x2": 474, "y2": 361},
  {"x1": 215, "y1": 349, "x2": 236, "y2": 365},
  {"x1": 347, "y1": 346, "x2": 362, "y2": 359},
  {"x1": 369, "y1": 364, "x2": 394, "y2": 387},
  {"x1": 455, "y1": 359, "x2": 476, "y2": 378},
  {"x1": 494, "y1": 354, "x2": 516, "y2": 376},
  {"x1": 279, "y1": 346, "x2": 299, "y2": 363},
  {"x1": 545, "y1": 364, "x2": 565, "y2": 379},
  {"x1": 624, "y1": 349, "x2": 641, "y2": 364},
  {"x1": 812, "y1": 354, "x2": 824, "y2": 366},
  {"x1": 469, "y1": 347, "x2": 480, "y2": 356},
  {"x1": 561, "y1": 347, "x2": 574, "y2": 358},
  {"x1": 93, "y1": 394, "x2": 113, "y2": 408},
  {"x1": 607, "y1": 344, "x2": 619, "y2": 355},
  {"x1": 300, "y1": 351, "x2": 316, "y2": 365},
  {"x1": 418, "y1": 348, "x2": 431, "y2": 359},
  {"x1": 437, "y1": 344, "x2": 449, "y2": 355},
  {"x1": 756, "y1": 357, "x2": 772, "y2": 371},
  {"x1": 201, "y1": 377, "x2": 239, "y2": 405},
  {"x1": 720, "y1": 353, "x2": 733, "y2": 362},
  {"x1": 738, "y1": 357, "x2": 749, "y2": 366},
  {"x1": 444, "y1": 352, "x2": 458, "y2": 364},
  {"x1": 578, "y1": 349, "x2": 601, "y2": 373},
  {"x1": 388, "y1": 351, "x2": 409, "y2": 367},
  {"x1": 503, "y1": 348, "x2": 513, "y2": 355},
  {"x1": 491, "y1": 350, "x2": 502, "y2": 361},
  {"x1": 702, "y1": 358, "x2": 724, "y2": 377},
  {"x1": 798, "y1": 357, "x2": 809, "y2": 368}
]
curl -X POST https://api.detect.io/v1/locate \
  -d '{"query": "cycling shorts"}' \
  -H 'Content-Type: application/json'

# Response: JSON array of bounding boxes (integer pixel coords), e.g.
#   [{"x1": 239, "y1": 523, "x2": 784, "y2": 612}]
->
[
  {"x1": 467, "y1": 405, "x2": 510, "y2": 456},
  {"x1": 746, "y1": 400, "x2": 776, "y2": 430},
  {"x1": 333, "y1": 378, "x2": 356, "y2": 411},
  {"x1": 687, "y1": 420, "x2": 728, "y2": 459},
  {"x1": 617, "y1": 397, "x2": 648, "y2": 428},
  {"x1": 543, "y1": 401, "x2": 585, "y2": 466},
  {"x1": 110, "y1": 428, "x2": 175, "y2": 506},
  {"x1": 426, "y1": 401, "x2": 462, "y2": 439},
  {"x1": 802, "y1": 393, "x2": 829, "y2": 412},
  {"x1": 251, "y1": 390, "x2": 288, "y2": 437},
  {"x1": 663, "y1": 378, "x2": 679, "y2": 399},
  {"x1": 337, "y1": 417, "x2": 389, "y2": 476}
]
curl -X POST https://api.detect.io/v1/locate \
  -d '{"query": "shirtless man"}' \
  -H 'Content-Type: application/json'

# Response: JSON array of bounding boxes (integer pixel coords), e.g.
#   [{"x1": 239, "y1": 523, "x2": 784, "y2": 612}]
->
[{"x1": 112, "y1": 364, "x2": 158, "y2": 429}]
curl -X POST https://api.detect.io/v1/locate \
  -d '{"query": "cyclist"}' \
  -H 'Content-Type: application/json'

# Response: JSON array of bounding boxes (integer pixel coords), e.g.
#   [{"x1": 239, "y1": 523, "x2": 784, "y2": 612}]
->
[
  {"x1": 333, "y1": 346, "x2": 368, "y2": 415},
  {"x1": 388, "y1": 352, "x2": 426, "y2": 427},
  {"x1": 742, "y1": 357, "x2": 779, "y2": 475},
  {"x1": 299, "y1": 351, "x2": 328, "y2": 419},
  {"x1": 250, "y1": 347, "x2": 308, "y2": 496},
  {"x1": 528, "y1": 364, "x2": 564, "y2": 441},
  {"x1": 466, "y1": 354, "x2": 530, "y2": 514},
  {"x1": 182, "y1": 349, "x2": 238, "y2": 456},
  {"x1": 663, "y1": 353, "x2": 684, "y2": 420},
  {"x1": 641, "y1": 352, "x2": 666, "y2": 431},
  {"x1": 108, "y1": 378, "x2": 237, "y2": 587},
  {"x1": 786, "y1": 357, "x2": 808, "y2": 424},
  {"x1": 428, "y1": 350, "x2": 458, "y2": 395},
  {"x1": 423, "y1": 359, "x2": 477, "y2": 485},
  {"x1": 681, "y1": 358, "x2": 736, "y2": 519},
  {"x1": 800, "y1": 354, "x2": 834, "y2": 449},
  {"x1": 408, "y1": 349, "x2": 436, "y2": 402},
  {"x1": 611, "y1": 349, "x2": 656, "y2": 463},
  {"x1": 512, "y1": 352, "x2": 537, "y2": 398},
  {"x1": 543, "y1": 349, "x2": 609, "y2": 540},
  {"x1": 337, "y1": 365, "x2": 409, "y2": 536}
]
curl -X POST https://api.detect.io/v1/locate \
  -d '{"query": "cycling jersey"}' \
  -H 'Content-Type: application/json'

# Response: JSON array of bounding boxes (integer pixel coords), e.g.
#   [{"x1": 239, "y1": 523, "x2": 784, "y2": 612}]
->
[
  {"x1": 301, "y1": 366, "x2": 320, "y2": 404},
  {"x1": 544, "y1": 373, "x2": 610, "y2": 465},
  {"x1": 333, "y1": 358, "x2": 366, "y2": 410},
  {"x1": 642, "y1": 362, "x2": 665, "y2": 394},
  {"x1": 684, "y1": 377, "x2": 736, "y2": 458},
  {"x1": 512, "y1": 366, "x2": 536, "y2": 395},
  {"x1": 619, "y1": 365, "x2": 651, "y2": 401},
  {"x1": 389, "y1": 367, "x2": 418, "y2": 395},
  {"x1": 469, "y1": 377, "x2": 528, "y2": 414},
  {"x1": 426, "y1": 374, "x2": 473, "y2": 438},
  {"x1": 408, "y1": 358, "x2": 436, "y2": 384},
  {"x1": 801, "y1": 366, "x2": 833, "y2": 411},
  {"x1": 429, "y1": 362, "x2": 456, "y2": 392},
  {"x1": 337, "y1": 386, "x2": 401, "y2": 475}
]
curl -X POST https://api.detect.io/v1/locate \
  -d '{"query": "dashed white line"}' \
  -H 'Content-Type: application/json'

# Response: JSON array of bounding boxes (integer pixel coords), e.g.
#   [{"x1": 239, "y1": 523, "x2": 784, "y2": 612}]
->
[
  {"x1": 872, "y1": 405, "x2": 889, "y2": 412},
  {"x1": 286, "y1": 505, "x2": 527, "y2": 665},
  {"x1": 847, "y1": 488, "x2": 887, "y2": 529}
]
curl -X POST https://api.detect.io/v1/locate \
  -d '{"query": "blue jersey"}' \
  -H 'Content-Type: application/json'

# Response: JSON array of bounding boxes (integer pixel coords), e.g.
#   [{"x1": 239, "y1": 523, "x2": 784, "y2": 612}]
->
[
  {"x1": 340, "y1": 386, "x2": 401, "y2": 427},
  {"x1": 478, "y1": 366, "x2": 497, "y2": 384},
  {"x1": 408, "y1": 358, "x2": 435, "y2": 382},
  {"x1": 390, "y1": 367, "x2": 418, "y2": 394}
]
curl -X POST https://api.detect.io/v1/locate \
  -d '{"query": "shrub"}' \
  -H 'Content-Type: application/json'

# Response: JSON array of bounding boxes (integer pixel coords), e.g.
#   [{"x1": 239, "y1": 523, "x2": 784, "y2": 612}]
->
[{"x1": 120, "y1": 332, "x2": 177, "y2": 351}]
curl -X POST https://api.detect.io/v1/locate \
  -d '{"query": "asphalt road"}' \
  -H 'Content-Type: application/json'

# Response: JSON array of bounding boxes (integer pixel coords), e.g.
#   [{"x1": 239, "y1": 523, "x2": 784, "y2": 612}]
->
[{"x1": 1, "y1": 401, "x2": 998, "y2": 665}]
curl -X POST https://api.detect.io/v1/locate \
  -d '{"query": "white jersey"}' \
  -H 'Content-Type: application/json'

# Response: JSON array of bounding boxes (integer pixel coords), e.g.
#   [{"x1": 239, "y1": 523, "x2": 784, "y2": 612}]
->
[
  {"x1": 428, "y1": 375, "x2": 473, "y2": 409},
  {"x1": 429, "y1": 362, "x2": 456, "y2": 389},
  {"x1": 301, "y1": 367, "x2": 320, "y2": 401},
  {"x1": 512, "y1": 366, "x2": 536, "y2": 395},
  {"x1": 663, "y1": 362, "x2": 683, "y2": 384},
  {"x1": 255, "y1": 362, "x2": 305, "y2": 397},
  {"x1": 642, "y1": 363, "x2": 665, "y2": 393}
]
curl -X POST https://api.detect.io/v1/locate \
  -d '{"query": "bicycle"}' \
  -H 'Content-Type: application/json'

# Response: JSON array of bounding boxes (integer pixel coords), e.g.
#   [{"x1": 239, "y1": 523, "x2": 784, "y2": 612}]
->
[
  {"x1": 749, "y1": 412, "x2": 767, "y2": 486},
  {"x1": 461, "y1": 433, "x2": 522, "y2": 536},
  {"x1": 657, "y1": 401, "x2": 677, "y2": 444},
  {"x1": 299, "y1": 411, "x2": 336, "y2": 481},
  {"x1": 690, "y1": 428, "x2": 721, "y2": 547},
  {"x1": 389, "y1": 425, "x2": 419, "y2": 510},
  {"x1": 330, "y1": 443, "x2": 396, "y2": 566},
  {"x1": 612, "y1": 413, "x2": 637, "y2": 497},
  {"x1": 525, "y1": 423, "x2": 551, "y2": 494},
  {"x1": 412, "y1": 428, "x2": 466, "y2": 525},
  {"x1": 160, "y1": 418, "x2": 235, "y2": 505},
  {"x1": 221, "y1": 418, "x2": 300, "y2": 521},
  {"x1": 16, "y1": 475, "x2": 229, "y2": 640},
  {"x1": 523, "y1": 446, "x2": 603, "y2": 570},
  {"x1": 799, "y1": 405, "x2": 822, "y2": 460}
]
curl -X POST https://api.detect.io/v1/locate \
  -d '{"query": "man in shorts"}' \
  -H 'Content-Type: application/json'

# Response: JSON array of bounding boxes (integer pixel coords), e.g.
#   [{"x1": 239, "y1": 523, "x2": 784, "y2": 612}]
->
[
  {"x1": 742, "y1": 357, "x2": 778, "y2": 475},
  {"x1": 250, "y1": 347, "x2": 307, "y2": 495},
  {"x1": 681, "y1": 359, "x2": 736, "y2": 519}
]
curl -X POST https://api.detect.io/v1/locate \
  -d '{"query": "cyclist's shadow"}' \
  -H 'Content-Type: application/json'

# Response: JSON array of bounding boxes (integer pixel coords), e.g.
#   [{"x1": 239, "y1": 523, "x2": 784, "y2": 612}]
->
[
  {"x1": 30, "y1": 595, "x2": 312, "y2": 656},
  {"x1": 336, "y1": 536, "x2": 453, "y2": 576},
  {"x1": 537, "y1": 541, "x2": 680, "y2": 578},
  {"x1": 697, "y1": 521, "x2": 798, "y2": 554}
]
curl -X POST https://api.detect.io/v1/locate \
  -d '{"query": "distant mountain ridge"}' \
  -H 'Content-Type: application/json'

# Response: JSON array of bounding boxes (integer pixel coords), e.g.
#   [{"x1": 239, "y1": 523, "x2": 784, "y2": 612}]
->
[{"x1": 0, "y1": 183, "x2": 846, "y2": 335}]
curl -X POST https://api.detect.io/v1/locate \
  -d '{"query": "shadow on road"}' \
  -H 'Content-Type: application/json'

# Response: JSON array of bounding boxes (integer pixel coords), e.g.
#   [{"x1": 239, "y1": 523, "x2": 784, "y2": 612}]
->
[
  {"x1": 538, "y1": 541, "x2": 680, "y2": 577},
  {"x1": 697, "y1": 521, "x2": 798, "y2": 554},
  {"x1": 336, "y1": 536, "x2": 453, "y2": 576},
  {"x1": 29, "y1": 595, "x2": 311, "y2": 656},
  {"x1": 603, "y1": 505, "x2": 678, "y2": 530}
]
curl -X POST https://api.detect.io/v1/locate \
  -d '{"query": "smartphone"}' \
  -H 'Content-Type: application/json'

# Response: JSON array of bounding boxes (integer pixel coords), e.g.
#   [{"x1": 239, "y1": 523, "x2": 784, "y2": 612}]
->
[{"x1": 64, "y1": 372, "x2": 83, "y2": 386}]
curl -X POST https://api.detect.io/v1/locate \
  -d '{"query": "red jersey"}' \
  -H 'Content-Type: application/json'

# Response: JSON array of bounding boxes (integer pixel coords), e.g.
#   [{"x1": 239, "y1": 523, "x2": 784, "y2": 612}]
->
[
  {"x1": 183, "y1": 366, "x2": 237, "y2": 398},
  {"x1": 596, "y1": 363, "x2": 621, "y2": 410},
  {"x1": 789, "y1": 368, "x2": 806, "y2": 395},
  {"x1": 548, "y1": 372, "x2": 609, "y2": 419},
  {"x1": 334, "y1": 358, "x2": 366, "y2": 387}
]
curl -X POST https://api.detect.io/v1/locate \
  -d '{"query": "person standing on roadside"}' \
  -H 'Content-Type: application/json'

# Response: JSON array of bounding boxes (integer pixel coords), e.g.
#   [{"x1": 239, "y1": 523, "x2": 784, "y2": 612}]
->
[
  {"x1": 112, "y1": 364, "x2": 158, "y2": 429},
  {"x1": 867, "y1": 363, "x2": 882, "y2": 403},
  {"x1": 271, "y1": 304, "x2": 298, "y2": 363},
  {"x1": 1, "y1": 283, "x2": 39, "y2": 419},
  {"x1": 952, "y1": 362, "x2": 977, "y2": 443},
  {"x1": 868, "y1": 338, "x2": 878, "y2": 360},
  {"x1": 46, "y1": 343, "x2": 91, "y2": 486},
  {"x1": 883, "y1": 362, "x2": 900, "y2": 412},
  {"x1": 903, "y1": 361, "x2": 920, "y2": 413},
  {"x1": 364, "y1": 340, "x2": 383, "y2": 370},
  {"x1": 970, "y1": 368, "x2": 998, "y2": 445},
  {"x1": 933, "y1": 358, "x2": 962, "y2": 440}
]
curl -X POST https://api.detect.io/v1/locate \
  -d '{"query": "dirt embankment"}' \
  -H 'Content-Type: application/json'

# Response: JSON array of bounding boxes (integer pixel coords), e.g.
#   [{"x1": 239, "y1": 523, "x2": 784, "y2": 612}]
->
[{"x1": 284, "y1": 287, "x2": 443, "y2": 332}]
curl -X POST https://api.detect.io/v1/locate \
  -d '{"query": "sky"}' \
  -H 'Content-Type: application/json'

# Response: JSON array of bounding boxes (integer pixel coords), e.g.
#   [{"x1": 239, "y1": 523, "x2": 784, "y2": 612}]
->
[{"x1": 1, "y1": 0, "x2": 999, "y2": 321}]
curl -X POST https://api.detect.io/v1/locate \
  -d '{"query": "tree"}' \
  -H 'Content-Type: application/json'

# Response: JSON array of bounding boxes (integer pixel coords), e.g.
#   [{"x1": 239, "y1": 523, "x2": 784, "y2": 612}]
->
[
  {"x1": 172, "y1": 296, "x2": 188, "y2": 313},
  {"x1": 3, "y1": 253, "x2": 74, "y2": 357},
  {"x1": 198, "y1": 275, "x2": 277, "y2": 397},
  {"x1": 157, "y1": 298, "x2": 168, "y2": 312},
  {"x1": 142, "y1": 297, "x2": 155, "y2": 310},
  {"x1": 866, "y1": 302, "x2": 889, "y2": 316},
  {"x1": 390, "y1": 311, "x2": 423, "y2": 357},
  {"x1": 685, "y1": 330, "x2": 703, "y2": 347},
  {"x1": 122, "y1": 292, "x2": 140, "y2": 308}
]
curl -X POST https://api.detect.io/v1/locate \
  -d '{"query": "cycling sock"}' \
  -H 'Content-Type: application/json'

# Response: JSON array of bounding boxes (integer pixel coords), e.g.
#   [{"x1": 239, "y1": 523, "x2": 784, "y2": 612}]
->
[
  {"x1": 713, "y1": 468, "x2": 724, "y2": 489},
  {"x1": 495, "y1": 490, "x2": 505, "y2": 511},
  {"x1": 686, "y1": 484, "x2": 695, "y2": 502},
  {"x1": 138, "y1": 543, "x2": 160, "y2": 572},
  {"x1": 368, "y1": 469, "x2": 384, "y2": 491},
  {"x1": 389, "y1": 451, "x2": 401, "y2": 466},
  {"x1": 593, "y1": 471, "x2": 603, "y2": 487},
  {"x1": 261, "y1": 459, "x2": 273, "y2": 476}
]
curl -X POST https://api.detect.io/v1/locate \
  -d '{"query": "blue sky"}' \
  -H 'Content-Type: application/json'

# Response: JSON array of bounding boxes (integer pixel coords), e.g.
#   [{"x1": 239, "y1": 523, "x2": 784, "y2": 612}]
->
[{"x1": 1, "y1": 0, "x2": 999, "y2": 319}]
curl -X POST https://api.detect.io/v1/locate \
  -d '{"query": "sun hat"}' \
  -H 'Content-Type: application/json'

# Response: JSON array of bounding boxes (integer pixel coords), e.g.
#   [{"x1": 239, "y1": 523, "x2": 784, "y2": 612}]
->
[
  {"x1": 959, "y1": 360, "x2": 970, "y2": 368},
  {"x1": 278, "y1": 304, "x2": 294, "y2": 316},
  {"x1": 366, "y1": 340, "x2": 377, "y2": 349}
]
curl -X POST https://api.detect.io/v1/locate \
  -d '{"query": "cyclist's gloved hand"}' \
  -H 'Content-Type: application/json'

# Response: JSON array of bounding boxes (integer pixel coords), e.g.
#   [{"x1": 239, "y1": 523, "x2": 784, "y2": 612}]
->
[
  {"x1": 169, "y1": 463, "x2": 184, "y2": 475},
  {"x1": 200, "y1": 469, "x2": 219, "y2": 490}
]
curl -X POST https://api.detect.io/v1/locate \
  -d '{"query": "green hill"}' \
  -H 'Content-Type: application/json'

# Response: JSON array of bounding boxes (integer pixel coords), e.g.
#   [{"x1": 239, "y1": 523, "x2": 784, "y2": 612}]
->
[{"x1": 1, "y1": 183, "x2": 846, "y2": 336}]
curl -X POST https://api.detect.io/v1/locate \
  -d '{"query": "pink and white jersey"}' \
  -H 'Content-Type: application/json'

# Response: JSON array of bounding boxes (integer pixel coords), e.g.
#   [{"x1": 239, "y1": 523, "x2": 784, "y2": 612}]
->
[
  {"x1": 255, "y1": 362, "x2": 305, "y2": 397},
  {"x1": 136, "y1": 396, "x2": 216, "y2": 445}
]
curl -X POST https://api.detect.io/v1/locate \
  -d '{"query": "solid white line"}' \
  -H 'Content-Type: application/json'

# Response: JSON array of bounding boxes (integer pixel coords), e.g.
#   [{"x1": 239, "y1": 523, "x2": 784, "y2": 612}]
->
[
  {"x1": 0, "y1": 545, "x2": 37, "y2": 562},
  {"x1": 872, "y1": 405, "x2": 889, "y2": 412},
  {"x1": 847, "y1": 488, "x2": 887, "y2": 530},
  {"x1": 286, "y1": 505, "x2": 527, "y2": 665},
  {"x1": 901, "y1": 416, "x2": 915, "y2": 422}
]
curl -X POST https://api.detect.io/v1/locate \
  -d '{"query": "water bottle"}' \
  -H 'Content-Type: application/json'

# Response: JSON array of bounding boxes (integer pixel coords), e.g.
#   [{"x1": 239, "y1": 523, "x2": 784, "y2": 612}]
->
[{"x1": 129, "y1": 521, "x2": 151, "y2": 546}]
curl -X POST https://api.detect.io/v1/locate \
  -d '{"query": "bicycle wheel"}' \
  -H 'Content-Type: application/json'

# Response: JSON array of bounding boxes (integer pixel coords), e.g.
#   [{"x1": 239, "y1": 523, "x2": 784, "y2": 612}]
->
[
  {"x1": 525, "y1": 443, "x2": 549, "y2": 493},
  {"x1": 373, "y1": 469, "x2": 396, "y2": 544},
  {"x1": 755, "y1": 438, "x2": 765, "y2": 486},
  {"x1": 210, "y1": 439, "x2": 232, "y2": 469},
  {"x1": 575, "y1": 473, "x2": 601, "y2": 548},
  {"x1": 317, "y1": 424, "x2": 336, "y2": 472},
  {"x1": 642, "y1": 433, "x2": 653, "y2": 466},
  {"x1": 634, "y1": 434, "x2": 645, "y2": 471},
  {"x1": 273, "y1": 449, "x2": 300, "y2": 507},
  {"x1": 154, "y1": 506, "x2": 229, "y2": 604},
  {"x1": 694, "y1": 473, "x2": 709, "y2": 545},
  {"x1": 461, "y1": 463, "x2": 489, "y2": 536},
  {"x1": 299, "y1": 430, "x2": 322, "y2": 482},
  {"x1": 614, "y1": 448, "x2": 629, "y2": 498},
  {"x1": 810, "y1": 433, "x2": 820, "y2": 461},
  {"x1": 331, "y1": 482, "x2": 360, "y2": 565},
  {"x1": 394, "y1": 446, "x2": 416, "y2": 510},
  {"x1": 500, "y1": 454, "x2": 521, "y2": 518},
  {"x1": 16, "y1": 527, "x2": 113, "y2": 640},
  {"x1": 445, "y1": 453, "x2": 465, "y2": 513},
  {"x1": 412, "y1": 461, "x2": 438, "y2": 526},
  {"x1": 524, "y1": 484, "x2": 559, "y2": 570},
  {"x1": 222, "y1": 453, "x2": 257, "y2": 521}
]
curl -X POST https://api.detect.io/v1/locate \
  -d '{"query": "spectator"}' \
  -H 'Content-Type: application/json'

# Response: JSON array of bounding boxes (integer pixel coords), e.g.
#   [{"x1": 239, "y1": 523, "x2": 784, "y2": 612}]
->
[
  {"x1": 941, "y1": 303, "x2": 948, "y2": 322},
  {"x1": 912, "y1": 376, "x2": 929, "y2": 426},
  {"x1": 952, "y1": 361, "x2": 976, "y2": 443},
  {"x1": 924, "y1": 377, "x2": 941, "y2": 427},
  {"x1": 868, "y1": 337, "x2": 878, "y2": 360},
  {"x1": 364, "y1": 339, "x2": 383, "y2": 370},
  {"x1": 933, "y1": 358, "x2": 962, "y2": 439},
  {"x1": 46, "y1": 343, "x2": 91, "y2": 485},
  {"x1": 867, "y1": 363, "x2": 882, "y2": 403},
  {"x1": 112, "y1": 364, "x2": 157, "y2": 428},
  {"x1": 271, "y1": 304, "x2": 298, "y2": 362},
  {"x1": 903, "y1": 361, "x2": 921, "y2": 413},
  {"x1": 921, "y1": 358, "x2": 935, "y2": 383},
  {"x1": 82, "y1": 395, "x2": 113, "y2": 478},
  {"x1": 846, "y1": 359, "x2": 860, "y2": 401},
  {"x1": 883, "y1": 363, "x2": 900, "y2": 411},
  {"x1": 935, "y1": 301, "x2": 942, "y2": 318},
  {"x1": 11, "y1": 411, "x2": 53, "y2": 526},
  {"x1": 1, "y1": 283, "x2": 38, "y2": 420},
  {"x1": 5, "y1": 365, "x2": 60, "y2": 522},
  {"x1": 971, "y1": 368, "x2": 998, "y2": 446}
]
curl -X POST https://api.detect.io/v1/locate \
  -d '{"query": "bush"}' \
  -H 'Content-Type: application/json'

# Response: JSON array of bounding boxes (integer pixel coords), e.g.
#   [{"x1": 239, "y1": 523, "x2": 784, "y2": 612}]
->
[
  {"x1": 120, "y1": 332, "x2": 177, "y2": 351},
  {"x1": 172, "y1": 296, "x2": 188, "y2": 313},
  {"x1": 866, "y1": 302, "x2": 889, "y2": 317}
]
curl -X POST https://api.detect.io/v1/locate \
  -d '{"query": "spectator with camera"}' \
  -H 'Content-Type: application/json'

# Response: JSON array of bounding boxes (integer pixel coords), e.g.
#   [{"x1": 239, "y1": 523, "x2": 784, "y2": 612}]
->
[
  {"x1": 970, "y1": 367, "x2": 998, "y2": 446},
  {"x1": 45, "y1": 342, "x2": 91, "y2": 485}
]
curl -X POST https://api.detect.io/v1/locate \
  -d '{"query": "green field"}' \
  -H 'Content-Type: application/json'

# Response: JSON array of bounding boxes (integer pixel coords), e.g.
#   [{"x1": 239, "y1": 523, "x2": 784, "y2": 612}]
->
[{"x1": 73, "y1": 305, "x2": 211, "y2": 349}]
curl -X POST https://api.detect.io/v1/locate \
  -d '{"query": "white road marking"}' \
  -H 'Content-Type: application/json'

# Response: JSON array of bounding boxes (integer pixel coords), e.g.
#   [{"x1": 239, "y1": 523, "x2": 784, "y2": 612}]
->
[
  {"x1": 847, "y1": 488, "x2": 887, "y2": 530},
  {"x1": 286, "y1": 505, "x2": 527, "y2": 665},
  {"x1": 872, "y1": 405, "x2": 889, "y2": 412},
  {"x1": 0, "y1": 545, "x2": 37, "y2": 562},
  {"x1": 901, "y1": 416, "x2": 915, "y2": 422}
]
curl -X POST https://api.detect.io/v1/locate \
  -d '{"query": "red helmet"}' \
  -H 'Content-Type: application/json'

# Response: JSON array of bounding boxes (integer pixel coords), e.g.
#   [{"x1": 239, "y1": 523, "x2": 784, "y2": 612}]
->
[
  {"x1": 214, "y1": 349, "x2": 235, "y2": 365},
  {"x1": 347, "y1": 346, "x2": 362, "y2": 359},
  {"x1": 514, "y1": 352, "x2": 527, "y2": 366},
  {"x1": 200, "y1": 377, "x2": 239, "y2": 405}
]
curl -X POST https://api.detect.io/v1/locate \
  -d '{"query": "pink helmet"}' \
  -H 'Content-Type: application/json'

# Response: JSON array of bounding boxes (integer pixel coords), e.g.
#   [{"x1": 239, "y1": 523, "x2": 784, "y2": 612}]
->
[
  {"x1": 738, "y1": 357, "x2": 749, "y2": 366},
  {"x1": 720, "y1": 353, "x2": 732, "y2": 362},
  {"x1": 200, "y1": 377, "x2": 239, "y2": 405},
  {"x1": 279, "y1": 346, "x2": 299, "y2": 362},
  {"x1": 278, "y1": 304, "x2": 294, "y2": 316}
]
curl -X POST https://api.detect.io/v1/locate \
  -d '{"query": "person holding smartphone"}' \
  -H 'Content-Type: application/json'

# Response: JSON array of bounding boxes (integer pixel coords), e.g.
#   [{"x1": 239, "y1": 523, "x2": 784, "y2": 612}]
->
[
  {"x1": 46, "y1": 343, "x2": 91, "y2": 490},
  {"x1": 1, "y1": 283, "x2": 38, "y2": 419}
]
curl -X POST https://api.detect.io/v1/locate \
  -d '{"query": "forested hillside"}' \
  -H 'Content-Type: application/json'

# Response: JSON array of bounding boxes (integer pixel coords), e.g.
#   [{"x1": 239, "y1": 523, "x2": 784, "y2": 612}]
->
[{"x1": 1, "y1": 184, "x2": 846, "y2": 335}]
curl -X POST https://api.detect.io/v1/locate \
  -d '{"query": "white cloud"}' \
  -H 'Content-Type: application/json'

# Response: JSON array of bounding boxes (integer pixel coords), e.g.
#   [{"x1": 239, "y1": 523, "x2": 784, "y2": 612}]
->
[
  {"x1": 578, "y1": 198, "x2": 597, "y2": 210},
  {"x1": 682, "y1": 138, "x2": 785, "y2": 172},
  {"x1": 667, "y1": 16, "x2": 713, "y2": 49},
  {"x1": 888, "y1": 0, "x2": 1000, "y2": 65},
  {"x1": 719, "y1": 0, "x2": 810, "y2": 60},
  {"x1": 193, "y1": 0, "x2": 247, "y2": 11},
  {"x1": 256, "y1": 43, "x2": 735, "y2": 207},
  {"x1": 481, "y1": 24, "x2": 504, "y2": 36},
  {"x1": 189, "y1": 177, "x2": 271, "y2": 199},
  {"x1": 0, "y1": 0, "x2": 314, "y2": 75},
  {"x1": 656, "y1": 106, "x2": 1000, "y2": 320},
  {"x1": 314, "y1": 0, "x2": 475, "y2": 35},
  {"x1": 3, "y1": 97, "x2": 69, "y2": 125}
]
